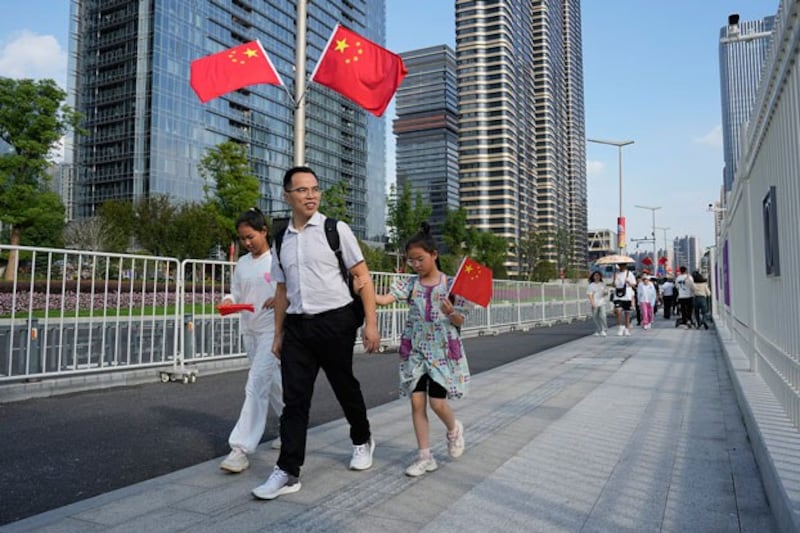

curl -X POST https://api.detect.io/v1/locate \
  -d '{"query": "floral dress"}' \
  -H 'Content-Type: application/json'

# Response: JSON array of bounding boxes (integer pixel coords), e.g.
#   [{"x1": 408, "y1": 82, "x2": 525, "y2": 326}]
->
[{"x1": 390, "y1": 274, "x2": 471, "y2": 399}]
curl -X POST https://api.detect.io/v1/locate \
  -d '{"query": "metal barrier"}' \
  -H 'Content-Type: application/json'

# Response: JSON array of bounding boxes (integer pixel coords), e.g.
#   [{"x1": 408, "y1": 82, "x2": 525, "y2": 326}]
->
[{"x1": 1, "y1": 244, "x2": 589, "y2": 383}]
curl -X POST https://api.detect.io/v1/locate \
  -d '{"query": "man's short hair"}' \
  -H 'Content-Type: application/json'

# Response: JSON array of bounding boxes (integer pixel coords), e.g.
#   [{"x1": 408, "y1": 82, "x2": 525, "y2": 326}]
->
[{"x1": 283, "y1": 166, "x2": 318, "y2": 190}]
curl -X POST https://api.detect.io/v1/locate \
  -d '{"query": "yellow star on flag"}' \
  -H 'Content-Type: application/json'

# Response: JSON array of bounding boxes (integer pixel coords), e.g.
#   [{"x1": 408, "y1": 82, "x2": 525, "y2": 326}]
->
[
  {"x1": 335, "y1": 39, "x2": 350, "y2": 53},
  {"x1": 244, "y1": 48, "x2": 258, "y2": 58}
]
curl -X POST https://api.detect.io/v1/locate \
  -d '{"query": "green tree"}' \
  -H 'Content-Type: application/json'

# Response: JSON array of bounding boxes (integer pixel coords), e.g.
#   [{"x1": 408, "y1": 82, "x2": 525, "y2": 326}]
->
[
  {"x1": 518, "y1": 230, "x2": 549, "y2": 281},
  {"x1": 554, "y1": 227, "x2": 575, "y2": 277},
  {"x1": 132, "y1": 195, "x2": 178, "y2": 256},
  {"x1": 170, "y1": 202, "x2": 228, "y2": 260},
  {"x1": 0, "y1": 77, "x2": 80, "y2": 279},
  {"x1": 98, "y1": 200, "x2": 136, "y2": 252},
  {"x1": 16, "y1": 191, "x2": 66, "y2": 249},
  {"x1": 199, "y1": 140, "x2": 260, "y2": 242},
  {"x1": 473, "y1": 231, "x2": 508, "y2": 279},
  {"x1": 386, "y1": 181, "x2": 431, "y2": 259},
  {"x1": 441, "y1": 207, "x2": 478, "y2": 256},
  {"x1": 533, "y1": 260, "x2": 557, "y2": 282},
  {"x1": 319, "y1": 179, "x2": 350, "y2": 223}
]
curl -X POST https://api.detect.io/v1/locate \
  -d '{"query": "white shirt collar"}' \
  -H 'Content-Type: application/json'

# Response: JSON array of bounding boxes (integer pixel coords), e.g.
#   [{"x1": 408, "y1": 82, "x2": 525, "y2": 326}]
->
[{"x1": 288, "y1": 211, "x2": 323, "y2": 233}]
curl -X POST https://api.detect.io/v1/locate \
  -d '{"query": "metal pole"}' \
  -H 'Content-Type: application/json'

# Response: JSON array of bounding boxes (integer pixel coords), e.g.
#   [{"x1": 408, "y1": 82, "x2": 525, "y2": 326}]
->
[
  {"x1": 293, "y1": 0, "x2": 307, "y2": 166},
  {"x1": 618, "y1": 146, "x2": 623, "y2": 224}
]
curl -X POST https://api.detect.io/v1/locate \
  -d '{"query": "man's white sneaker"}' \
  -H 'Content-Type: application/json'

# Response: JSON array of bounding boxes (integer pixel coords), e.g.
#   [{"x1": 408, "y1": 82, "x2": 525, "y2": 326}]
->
[
  {"x1": 349, "y1": 437, "x2": 375, "y2": 470},
  {"x1": 593, "y1": 332, "x2": 600, "y2": 337},
  {"x1": 447, "y1": 420, "x2": 465, "y2": 458},
  {"x1": 270, "y1": 437, "x2": 282, "y2": 450},
  {"x1": 405, "y1": 455, "x2": 438, "y2": 477},
  {"x1": 600, "y1": 330, "x2": 607, "y2": 337},
  {"x1": 220, "y1": 448, "x2": 249, "y2": 473},
  {"x1": 252, "y1": 466, "x2": 301, "y2": 500}
]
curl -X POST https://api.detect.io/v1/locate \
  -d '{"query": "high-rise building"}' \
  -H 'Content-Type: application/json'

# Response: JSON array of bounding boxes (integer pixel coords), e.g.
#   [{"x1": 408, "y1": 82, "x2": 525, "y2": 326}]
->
[
  {"x1": 719, "y1": 13, "x2": 775, "y2": 193},
  {"x1": 394, "y1": 45, "x2": 459, "y2": 246},
  {"x1": 67, "y1": 0, "x2": 386, "y2": 239},
  {"x1": 673, "y1": 235, "x2": 700, "y2": 274},
  {"x1": 455, "y1": 0, "x2": 586, "y2": 276}
]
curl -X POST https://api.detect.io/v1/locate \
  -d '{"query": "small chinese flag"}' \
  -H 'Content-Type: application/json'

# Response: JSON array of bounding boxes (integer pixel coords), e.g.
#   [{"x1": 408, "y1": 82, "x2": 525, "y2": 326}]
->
[
  {"x1": 450, "y1": 257, "x2": 493, "y2": 307},
  {"x1": 190, "y1": 40, "x2": 283, "y2": 103},
  {"x1": 311, "y1": 24, "x2": 407, "y2": 117}
]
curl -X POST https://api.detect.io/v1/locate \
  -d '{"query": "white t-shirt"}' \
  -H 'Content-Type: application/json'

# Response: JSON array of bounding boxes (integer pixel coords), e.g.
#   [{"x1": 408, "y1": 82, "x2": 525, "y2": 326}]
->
[
  {"x1": 613, "y1": 271, "x2": 636, "y2": 301},
  {"x1": 587, "y1": 281, "x2": 607, "y2": 307},
  {"x1": 224, "y1": 252, "x2": 276, "y2": 335},
  {"x1": 675, "y1": 273, "x2": 695, "y2": 299},
  {"x1": 661, "y1": 280, "x2": 675, "y2": 296}
]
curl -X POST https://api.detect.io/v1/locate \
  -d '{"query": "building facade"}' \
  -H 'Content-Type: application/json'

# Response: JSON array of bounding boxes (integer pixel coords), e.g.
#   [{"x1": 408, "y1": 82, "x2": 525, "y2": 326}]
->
[
  {"x1": 67, "y1": 0, "x2": 386, "y2": 239},
  {"x1": 393, "y1": 45, "x2": 459, "y2": 245},
  {"x1": 719, "y1": 13, "x2": 775, "y2": 193},
  {"x1": 673, "y1": 235, "x2": 700, "y2": 273},
  {"x1": 455, "y1": 0, "x2": 586, "y2": 276}
]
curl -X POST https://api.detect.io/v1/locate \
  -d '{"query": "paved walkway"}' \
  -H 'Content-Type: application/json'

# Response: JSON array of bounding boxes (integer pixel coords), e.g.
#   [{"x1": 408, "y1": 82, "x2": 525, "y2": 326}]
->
[{"x1": 2, "y1": 320, "x2": 779, "y2": 532}]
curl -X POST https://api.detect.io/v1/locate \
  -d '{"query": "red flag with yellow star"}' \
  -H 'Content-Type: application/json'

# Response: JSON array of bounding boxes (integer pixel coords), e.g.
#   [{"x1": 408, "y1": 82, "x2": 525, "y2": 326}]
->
[
  {"x1": 190, "y1": 40, "x2": 283, "y2": 103},
  {"x1": 311, "y1": 24, "x2": 407, "y2": 117},
  {"x1": 450, "y1": 257, "x2": 493, "y2": 307}
]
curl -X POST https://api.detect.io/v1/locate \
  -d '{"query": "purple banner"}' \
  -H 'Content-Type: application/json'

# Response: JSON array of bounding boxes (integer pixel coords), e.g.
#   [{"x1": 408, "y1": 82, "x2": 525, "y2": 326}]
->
[{"x1": 723, "y1": 240, "x2": 730, "y2": 306}]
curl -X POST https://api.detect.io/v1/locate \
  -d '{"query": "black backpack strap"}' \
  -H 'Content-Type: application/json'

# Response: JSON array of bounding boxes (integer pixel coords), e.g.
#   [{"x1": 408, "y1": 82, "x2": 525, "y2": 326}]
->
[{"x1": 324, "y1": 217, "x2": 349, "y2": 284}]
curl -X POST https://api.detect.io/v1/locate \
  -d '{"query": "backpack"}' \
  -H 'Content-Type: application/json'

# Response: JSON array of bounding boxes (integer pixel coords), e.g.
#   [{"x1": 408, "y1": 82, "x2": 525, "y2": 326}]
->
[{"x1": 273, "y1": 217, "x2": 365, "y2": 325}]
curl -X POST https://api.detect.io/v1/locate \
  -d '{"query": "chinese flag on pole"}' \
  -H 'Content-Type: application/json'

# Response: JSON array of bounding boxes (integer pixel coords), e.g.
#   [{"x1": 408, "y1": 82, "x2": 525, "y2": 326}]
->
[
  {"x1": 311, "y1": 24, "x2": 407, "y2": 117},
  {"x1": 190, "y1": 40, "x2": 283, "y2": 103},
  {"x1": 450, "y1": 257, "x2": 493, "y2": 308}
]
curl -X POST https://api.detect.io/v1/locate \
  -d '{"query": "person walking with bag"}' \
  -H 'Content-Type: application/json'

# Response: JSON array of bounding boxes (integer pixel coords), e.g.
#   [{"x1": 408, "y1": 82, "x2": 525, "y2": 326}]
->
[
  {"x1": 587, "y1": 271, "x2": 608, "y2": 336},
  {"x1": 219, "y1": 208, "x2": 283, "y2": 473},
  {"x1": 612, "y1": 263, "x2": 637, "y2": 336},
  {"x1": 675, "y1": 266, "x2": 696, "y2": 328},
  {"x1": 372, "y1": 223, "x2": 469, "y2": 477},
  {"x1": 692, "y1": 271, "x2": 711, "y2": 330},
  {"x1": 251, "y1": 166, "x2": 381, "y2": 501}
]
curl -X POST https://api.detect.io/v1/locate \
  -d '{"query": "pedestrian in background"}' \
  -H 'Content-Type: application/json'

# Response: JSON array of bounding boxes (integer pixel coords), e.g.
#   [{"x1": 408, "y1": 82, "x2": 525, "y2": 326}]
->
[
  {"x1": 675, "y1": 266, "x2": 696, "y2": 328},
  {"x1": 219, "y1": 208, "x2": 283, "y2": 474},
  {"x1": 637, "y1": 276, "x2": 657, "y2": 330},
  {"x1": 372, "y1": 223, "x2": 469, "y2": 477},
  {"x1": 661, "y1": 277, "x2": 675, "y2": 319},
  {"x1": 692, "y1": 271, "x2": 711, "y2": 330},
  {"x1": 587, "y1": 271, "x2": 608, "y2": 337},
  {"x1": 612, "y1": 263, "x2": 637, "y2": 336},
  {"x1": 251, "y1": 166, "x2": 380, "y2": 501}
]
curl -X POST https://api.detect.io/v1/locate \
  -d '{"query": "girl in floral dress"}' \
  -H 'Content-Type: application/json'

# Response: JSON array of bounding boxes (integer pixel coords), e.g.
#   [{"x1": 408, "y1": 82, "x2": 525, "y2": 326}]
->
[{"x1": 374, "y1": 223, "x2": 471, "y2": 477}]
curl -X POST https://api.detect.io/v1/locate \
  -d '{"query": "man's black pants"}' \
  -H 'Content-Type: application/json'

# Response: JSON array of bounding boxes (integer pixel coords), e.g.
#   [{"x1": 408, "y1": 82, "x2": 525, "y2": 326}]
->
[
  {"x1": 277, "y1": 305, "x2": 371, "y2": 477},
  {"x1": 677, "y1": 297, "x2": 694, "y2": 326},
  {"x1": 662, "y1": 294, "x2": 674, "y2": 318}
]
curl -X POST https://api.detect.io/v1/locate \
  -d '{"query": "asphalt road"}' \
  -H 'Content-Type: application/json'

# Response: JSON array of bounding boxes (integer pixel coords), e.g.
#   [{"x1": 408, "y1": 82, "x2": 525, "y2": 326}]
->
[{"x1": 0, "y1": 321, "x2": 594, "y2": 526}]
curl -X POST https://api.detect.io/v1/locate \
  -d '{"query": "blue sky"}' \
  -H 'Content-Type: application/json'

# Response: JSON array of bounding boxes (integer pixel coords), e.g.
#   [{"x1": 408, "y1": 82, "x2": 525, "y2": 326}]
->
[{"x1": 0, "y1": 0, "x2": 780, "y2": 251}]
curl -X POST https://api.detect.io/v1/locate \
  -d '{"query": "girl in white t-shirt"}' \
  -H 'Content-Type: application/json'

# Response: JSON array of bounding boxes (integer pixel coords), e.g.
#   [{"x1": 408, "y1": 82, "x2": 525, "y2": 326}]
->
[
  {"x1": 587, "y1": 271, "x2": 608, "y2": 336},
  {"x1": 219, "y1": 208, "x2": 283, "y2": 474}
]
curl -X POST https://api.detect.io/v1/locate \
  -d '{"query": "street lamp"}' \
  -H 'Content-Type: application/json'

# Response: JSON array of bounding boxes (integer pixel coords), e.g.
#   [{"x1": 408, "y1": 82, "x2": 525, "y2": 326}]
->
[
  {"x1": 654, "y1": 225, "x2": 670, "y2": 275},
  {"x1": 635, "y1": 205, "x2": 661, "y2": 274},
  {"x1": 587, "y1": 138, "x2": 635, "y2": 254}
]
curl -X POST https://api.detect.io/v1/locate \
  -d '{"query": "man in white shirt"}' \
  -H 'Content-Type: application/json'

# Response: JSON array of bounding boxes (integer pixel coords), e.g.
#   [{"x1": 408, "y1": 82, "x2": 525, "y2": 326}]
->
[
  {"x1": 252, "y1": 166, "x2": 380, "y2": 501},
  {"x1": 661, "y1": 277, "x2": 675, "y2": 319},
  {"x1": 612, "y1": 263, "x2": 637, "y2": 336},
  {"x1": 674, "y1": 266, "x2": 696, "y2": 328}
]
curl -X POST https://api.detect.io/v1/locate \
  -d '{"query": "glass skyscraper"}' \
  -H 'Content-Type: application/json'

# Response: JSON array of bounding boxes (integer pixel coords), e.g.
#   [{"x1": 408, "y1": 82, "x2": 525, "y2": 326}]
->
[
  {"x1": 719, "y1": 14, "x2": 775, "y2": 193},
  {"x1": 394, "y1": 45, "x2": 459, "y2": 245},
  {"x1": 67, "y1": 0, "x2": 386, "y2": 239},
  {"x1": 455, "y1": 0, "x2": 586, "y2": 275}
]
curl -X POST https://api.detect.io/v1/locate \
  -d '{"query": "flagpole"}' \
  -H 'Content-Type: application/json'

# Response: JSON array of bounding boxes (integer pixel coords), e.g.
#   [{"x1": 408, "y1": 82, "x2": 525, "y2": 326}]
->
[
  {"x1": 294, "y1": 0, "x2": 308, "y2": 166},
  {"x1": 447, "y1": 256, "x2": 468, "y2": 298}
]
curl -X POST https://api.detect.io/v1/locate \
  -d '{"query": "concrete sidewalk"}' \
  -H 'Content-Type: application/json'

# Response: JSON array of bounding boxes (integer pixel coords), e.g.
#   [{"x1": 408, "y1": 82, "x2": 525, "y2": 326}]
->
[{"x1": 2, "y1": 320, "x2": 779, "y2": 532}]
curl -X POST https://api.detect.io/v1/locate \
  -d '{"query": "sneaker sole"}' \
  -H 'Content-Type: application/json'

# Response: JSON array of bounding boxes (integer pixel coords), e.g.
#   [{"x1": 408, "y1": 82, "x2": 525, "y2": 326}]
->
[
  {"x1": 220, "y1": 461, "x2": 249, "y2": 473},
  {"x1": 252, "y1": 482, "x2": 302, "y2": 500},
  {"x1": 405, "y1": 463, "x2": 438, "y2": 477}
]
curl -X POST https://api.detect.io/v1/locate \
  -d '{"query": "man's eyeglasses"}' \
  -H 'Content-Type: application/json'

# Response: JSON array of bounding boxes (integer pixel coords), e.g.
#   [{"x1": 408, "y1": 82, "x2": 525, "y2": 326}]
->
[{"x1": 286, "y1": 186, "x2": 321, "y2": 196}]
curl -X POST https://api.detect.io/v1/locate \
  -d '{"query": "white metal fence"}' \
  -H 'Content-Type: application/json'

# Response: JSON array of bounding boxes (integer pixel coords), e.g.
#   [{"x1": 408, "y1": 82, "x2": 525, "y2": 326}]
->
[
  {"x1": 713, "y1": 0, "x2": 800, "y2": 427},
  {"x1": 1, "y1": 244, "x2": 590, "y2": 383}
]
